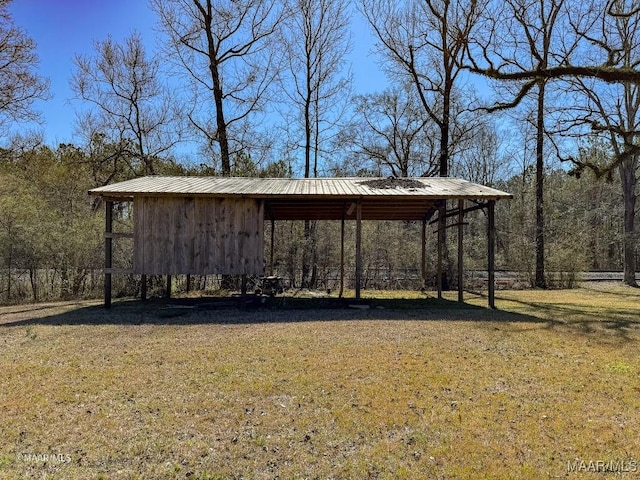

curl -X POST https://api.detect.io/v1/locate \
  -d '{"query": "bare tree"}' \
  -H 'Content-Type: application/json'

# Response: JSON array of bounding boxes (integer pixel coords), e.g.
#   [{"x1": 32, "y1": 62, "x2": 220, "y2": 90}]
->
[
  {"x1": 72, "y1": 33, "x2": 182, "y2": 176},
  {"x1": 561, "y1": 0, "x2": 640, "y2": 286},
  {"x1": 152, "y1": 0, "x2": 285, "y2": 175},
  {"x1": 469, "y1": 0, "x2": 574, "y2": 288},
  {"x1": 361, "y1": 0, "x2": 485, "y2": 177},
  {"x1": 361, "y1": 0, "x2": 485, "y2": 290},
  {"x1": 350, "y1": 85, "x2": 439, "y2": 177},
  {"x1": 453, "y1": 119, "x2": 508, "y2": 185},
  {"x1": 0, "y1": 0, "x2": 49, "y2": 138},
  {"x1": 465, "y1": 0, "x2": 640, "y2": 85},
  {"x1": 280, "y1": 0, "x2": 352, "y2": 178},
  {"x1": 278, "y1": 0, "x2": 351, "y2": 287},
  {"x1": 469, "y1": 0, "x2": 640, "y2": 286}
]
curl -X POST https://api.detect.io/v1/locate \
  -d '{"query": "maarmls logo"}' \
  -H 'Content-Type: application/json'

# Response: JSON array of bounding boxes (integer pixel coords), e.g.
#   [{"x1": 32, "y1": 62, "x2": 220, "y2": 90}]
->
[
  {"x1": 567, "y1": 459, "x2": 639, "y2": 473},
  {"x1": 18, "y1": 453, "x2": 72, "y2": 463}
]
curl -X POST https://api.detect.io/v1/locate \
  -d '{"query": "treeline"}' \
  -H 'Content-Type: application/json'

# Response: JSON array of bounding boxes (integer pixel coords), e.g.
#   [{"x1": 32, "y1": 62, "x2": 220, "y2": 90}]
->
[
  {"x1": 0, "y1": 143, "x2": 191, "y2": 304},
  {"x1": 495, "y1": 167, "x2": 623, "y2": 286},
  {"x1": 2, "y1": 0, "x2": 640, "y2": 303},
  {"x1": 0, "y1": 142, "x2": 626, "y2": 304}
]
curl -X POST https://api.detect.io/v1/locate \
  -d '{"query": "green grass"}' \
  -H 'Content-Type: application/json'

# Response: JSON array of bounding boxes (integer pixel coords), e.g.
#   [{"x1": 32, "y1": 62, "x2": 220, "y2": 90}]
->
[{"x1": 1, "y1": 285, "x2": 639, "y2": 479}]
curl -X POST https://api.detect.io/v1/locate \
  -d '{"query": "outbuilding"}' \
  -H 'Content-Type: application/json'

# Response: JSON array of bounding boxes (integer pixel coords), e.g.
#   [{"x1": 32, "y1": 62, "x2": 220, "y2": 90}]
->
[{"x1": 89, "y1": 176, "x2": 511, "y2": 308}]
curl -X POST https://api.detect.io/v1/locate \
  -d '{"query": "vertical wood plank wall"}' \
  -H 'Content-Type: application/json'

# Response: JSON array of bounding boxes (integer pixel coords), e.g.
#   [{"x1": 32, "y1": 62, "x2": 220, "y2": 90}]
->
[{"x1": 134, "y1": 196, "x2": 264, "y2": 275}]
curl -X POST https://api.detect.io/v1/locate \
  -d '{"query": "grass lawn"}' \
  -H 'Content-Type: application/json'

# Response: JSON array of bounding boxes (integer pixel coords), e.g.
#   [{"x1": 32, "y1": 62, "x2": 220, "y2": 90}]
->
[{"x1": 1, "y1": 284, "x2": 640, "y2": 479}]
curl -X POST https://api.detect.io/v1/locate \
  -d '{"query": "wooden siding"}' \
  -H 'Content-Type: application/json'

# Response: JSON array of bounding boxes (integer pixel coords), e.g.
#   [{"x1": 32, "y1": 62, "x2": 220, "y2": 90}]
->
[{"x1": 134, "y1": 196, "x2": 264, "y2": 275}]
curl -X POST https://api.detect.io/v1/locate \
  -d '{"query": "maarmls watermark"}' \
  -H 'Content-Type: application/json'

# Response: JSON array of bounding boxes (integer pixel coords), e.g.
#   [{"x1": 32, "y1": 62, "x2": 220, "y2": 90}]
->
[
  {"x1": 568, "y1": 459, "x2": 639, "y2": 474},
  {"x1": 17, "y1": 453, "x2": 72, "y2": 464}
]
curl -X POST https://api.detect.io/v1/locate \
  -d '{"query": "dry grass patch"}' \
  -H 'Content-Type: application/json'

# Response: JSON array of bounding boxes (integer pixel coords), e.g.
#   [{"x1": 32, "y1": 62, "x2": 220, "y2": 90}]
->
[{"x1": 1, "y1": 284, "x2": 640, "y2": 479}]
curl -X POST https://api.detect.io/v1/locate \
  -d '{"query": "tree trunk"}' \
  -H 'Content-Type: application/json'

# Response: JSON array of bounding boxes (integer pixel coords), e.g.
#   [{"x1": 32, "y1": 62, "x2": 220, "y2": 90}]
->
[
  {"x1": 203, "y1": 0, "x2": 231, "y2": 175},
  {"x1": 301, "y1": 63, "x2": 320, "y2": 287},
  {"x1": 535, "y1": 81, "x2": 546, "y2": 288},
  {"x1": 301, "y1": 220, "x2": 318, "y2": 288},
  {"x1": 620, "y1": 158, "x2": 638, "y2": 286},
  {"x1": 310, "y1": 242, "x2": 318, "y2": 289},
  {"x1": 438, "y1": 73, "x2": 451, "y2": 289},
  {"x1": 440, "y1": 91, "x2": 450, "y2": 178},
  {"x1": 304, "y1": 76, "x2": 312, "y2": 179},
  {"x1": 30, "y1": 268, "x2": 38, "y2": 303},
  {"x1": 6, "y1": 244, "x2": 12, "y2": 303}
]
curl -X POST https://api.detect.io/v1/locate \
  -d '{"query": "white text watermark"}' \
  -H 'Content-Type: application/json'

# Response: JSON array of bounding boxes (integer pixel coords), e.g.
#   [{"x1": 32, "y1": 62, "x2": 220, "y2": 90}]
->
[
  {"x1": 17, "y1": 453, "x2": 71, "y2": 464},
  {"x1": 568, "y1": 459, "x2": 639, "y2": 474}
]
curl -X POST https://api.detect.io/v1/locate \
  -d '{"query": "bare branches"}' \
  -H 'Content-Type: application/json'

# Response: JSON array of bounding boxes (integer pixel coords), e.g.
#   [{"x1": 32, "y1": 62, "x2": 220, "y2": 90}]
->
[
  {"x1": 469, "y1": 64, "x2": 640, "y2": 83},
  {"x1": 607, "y1": 0, "x2": 640, "y2": 18},
  {"x1": 350, "y1": 86, "x2": 438, "y2": 177},
  {"x1": 152, "y1": 0, "x2": 286, "y2": 174},
  {"x1": 467, "y1": 0, "x2": 640, "y2": 101},
  {"x1": 0, "y1": 0, "x2": 50, "y2": 138},
  {"x1": 557, "y1": 2, "x2": 640, "y2": 176},
  {"x1": 548, "y1": 0, "x2": 640, "y2": 285},
  {"x1": 361, "y1": 0, "x2": 486, "y2": 176},
  {"x1": 72, "y1": 33, "x2": 183, "y2": 176},
  {"x1": 279, "y1": 0, "x2": 352, "y2": 178}
]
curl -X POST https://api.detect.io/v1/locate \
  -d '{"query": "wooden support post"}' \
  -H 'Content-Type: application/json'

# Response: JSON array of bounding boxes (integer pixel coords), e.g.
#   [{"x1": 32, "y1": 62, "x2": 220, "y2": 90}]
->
[
  {"x1": 104, "y1": 201, "x2": 113, "y2": 309},
  {"x1": 339, "y1": 215, "x2": 345, "y2": 298},
  {"x1": 488, "y1": 200, "x2": 496, "y2": 309},
  {"x1": 458, "y1": 199, "x2": 464, "y2": 303},
  {"x1": 141, "y1": 274, "x2": 147, "y2": 301},
  {"x1": 421, "y1": 218, "x2": 427, "y2": 289},
  {"x1": 437, "y1": 202, "x2": 445, "y2": 299},
  {"x1": 186, "y1": 274, "x2": 192, "y2": 293},
  {"x1": 270, "y1": 219, "x2": 275, "y2": 275},
  {"x1": 355, "y1": 200, "x2": 362, "y2": 299},
  {"x1": 166, "y1": 275, "x2": 172, "y2": 298}
]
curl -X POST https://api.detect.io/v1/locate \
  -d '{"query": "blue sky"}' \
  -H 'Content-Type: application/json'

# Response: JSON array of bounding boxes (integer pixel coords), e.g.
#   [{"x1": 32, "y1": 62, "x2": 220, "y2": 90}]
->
[
  {"x1": 8, "y1": 0, "x2": 386, "y2": 148},
  {"x1": 10, "y1": 0, "x2": 159, "y2": 145}
]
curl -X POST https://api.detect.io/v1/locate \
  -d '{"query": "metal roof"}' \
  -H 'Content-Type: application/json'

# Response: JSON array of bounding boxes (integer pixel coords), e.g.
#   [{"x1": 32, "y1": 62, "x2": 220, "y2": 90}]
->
[
  {"x1": 90, "y1": 176, "x2": 511, "y2": 199},
  {"x1": 89, "y1": 176, "x2": 511, "y2": 221}
]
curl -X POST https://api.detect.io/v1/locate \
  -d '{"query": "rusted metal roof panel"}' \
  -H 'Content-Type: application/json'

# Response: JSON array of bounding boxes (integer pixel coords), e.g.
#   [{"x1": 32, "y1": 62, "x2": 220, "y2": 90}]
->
[{"x1": 89, "y1": 176, "x2": 512, "y2": 200}]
